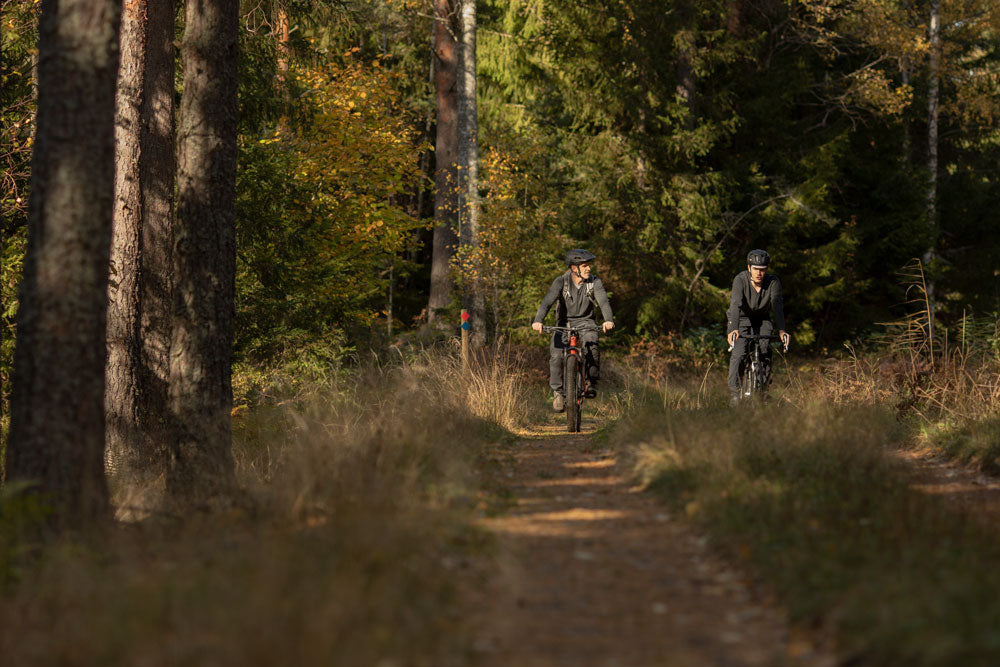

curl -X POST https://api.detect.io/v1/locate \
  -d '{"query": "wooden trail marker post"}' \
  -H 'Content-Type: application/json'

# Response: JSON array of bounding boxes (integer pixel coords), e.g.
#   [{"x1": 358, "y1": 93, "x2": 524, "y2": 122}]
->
[{"x1": 461, "y1": 309, "x2": 470, "y2": 370}]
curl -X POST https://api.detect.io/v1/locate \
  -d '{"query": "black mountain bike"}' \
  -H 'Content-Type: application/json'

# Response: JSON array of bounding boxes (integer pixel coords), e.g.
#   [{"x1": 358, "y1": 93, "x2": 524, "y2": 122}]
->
[
  {"x1": 543, "y1": 325, "x2": 598, "y2": 432},
  {"x1": 729, "y1": 333, "x2": 788, "y2": 404}
]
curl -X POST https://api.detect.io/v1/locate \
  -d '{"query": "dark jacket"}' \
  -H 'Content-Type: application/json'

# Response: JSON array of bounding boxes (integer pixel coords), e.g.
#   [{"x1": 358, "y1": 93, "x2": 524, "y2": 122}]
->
[
  {"x1": 727, "y1": 270, "x2": 785, "y2": 332},
  {"x1": 533, "y1": 272, "x2": 614, "y2": 328}
]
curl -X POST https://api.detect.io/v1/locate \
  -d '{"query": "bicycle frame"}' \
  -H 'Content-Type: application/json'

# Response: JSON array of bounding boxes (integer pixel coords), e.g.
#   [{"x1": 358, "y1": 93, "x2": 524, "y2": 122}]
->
[
  {"x1": 730, "y1": 333, "x2": 787, "y2": 403},
  {"x1": 542, "y1": 325, "x2": 597, "y2": 432}
]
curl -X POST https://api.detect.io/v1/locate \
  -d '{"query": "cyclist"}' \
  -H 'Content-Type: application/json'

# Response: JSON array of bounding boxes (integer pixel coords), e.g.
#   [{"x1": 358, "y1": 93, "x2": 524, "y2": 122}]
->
[
  {"x1": 532, "y1": 249, "x2": 615, "y2": 411},
  {"x1": 726, "y1": 249, "x2": 789, "y2": 405}
]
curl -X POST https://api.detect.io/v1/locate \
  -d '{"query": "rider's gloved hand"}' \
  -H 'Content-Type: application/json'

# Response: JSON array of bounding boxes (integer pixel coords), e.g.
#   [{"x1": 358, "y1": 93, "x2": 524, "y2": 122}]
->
[{"x1": 531, "y1": 321, "x2": 543, "y2": 333}]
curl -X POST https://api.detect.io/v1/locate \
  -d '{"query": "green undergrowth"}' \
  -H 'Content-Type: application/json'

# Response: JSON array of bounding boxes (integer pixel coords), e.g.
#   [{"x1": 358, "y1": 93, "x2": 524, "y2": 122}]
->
[
  {"x1": 0, "y1": 349, "x2": 513, "y2": 666},
  {"x1": 617, "y1": 394, "x2": 1000, "y2": 666},
  {"x1": 920, "y1": 417, "x2": 1000, "y2": 473}
]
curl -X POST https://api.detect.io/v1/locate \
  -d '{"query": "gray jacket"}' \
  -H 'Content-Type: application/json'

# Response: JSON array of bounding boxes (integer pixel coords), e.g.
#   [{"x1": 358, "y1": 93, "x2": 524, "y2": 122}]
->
[
  {"x1": 533, "y1": 272, "x2": 613, "y2": 328},
  {"x1": 727, "y1": 270, "x2": 786, "y2": 332}
]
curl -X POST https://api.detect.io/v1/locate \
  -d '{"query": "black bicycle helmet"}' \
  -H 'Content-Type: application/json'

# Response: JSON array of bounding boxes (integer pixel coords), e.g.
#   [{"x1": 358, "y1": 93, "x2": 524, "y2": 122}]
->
[
  {"x1": 565, "y1": 248, "x2": 597, "y2": 266},
  {"x1": 746, "y1": 249, "x2": 770, "y2": 267}
]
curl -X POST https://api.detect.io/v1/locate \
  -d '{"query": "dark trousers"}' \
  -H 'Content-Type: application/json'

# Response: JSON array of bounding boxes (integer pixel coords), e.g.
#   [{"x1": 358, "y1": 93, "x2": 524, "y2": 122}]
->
[
  {"x1": 549, "y1": 329, "x2": 600, "y2": 394},
  {"x1": 728, "y1": 319, "x2": 773, "y2": 395}
]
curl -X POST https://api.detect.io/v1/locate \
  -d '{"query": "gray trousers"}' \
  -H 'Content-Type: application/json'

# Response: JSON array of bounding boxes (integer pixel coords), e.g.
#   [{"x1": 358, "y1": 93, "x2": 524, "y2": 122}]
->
[
  {"x1": 728, "y1": 319, "x2": 774, "y2": 395},
  {"x1": 549, "y1": 329, "x2": 600, "y2": 394}
]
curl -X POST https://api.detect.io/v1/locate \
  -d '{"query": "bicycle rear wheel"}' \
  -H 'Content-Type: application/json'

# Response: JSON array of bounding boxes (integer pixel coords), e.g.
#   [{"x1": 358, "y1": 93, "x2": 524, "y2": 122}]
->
[{"x1": 565, "y1": 354, "x2": 580, "y2": 432}]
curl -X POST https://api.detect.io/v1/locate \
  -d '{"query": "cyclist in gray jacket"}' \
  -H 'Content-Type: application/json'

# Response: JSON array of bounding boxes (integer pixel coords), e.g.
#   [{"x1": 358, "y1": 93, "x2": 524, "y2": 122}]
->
[
  {"x1": 532, "y1": 249, "x2": 615, "y2": 412},
  {"x1": 726, "y1": 249, "x2": 789, "y2": 405}
]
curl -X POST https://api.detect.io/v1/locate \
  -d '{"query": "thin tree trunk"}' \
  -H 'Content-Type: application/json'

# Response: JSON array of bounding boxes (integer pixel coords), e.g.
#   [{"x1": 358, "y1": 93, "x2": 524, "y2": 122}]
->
[
  {"x1": 5, "y1": 0, "x2": 121, "y2": 529},
  {"x1": 275, "y1": 3, "x2": 291, "y2": 131},
  {"x1": 168, "y1": 0, "x2": 239, "y2": 503},
  {"x1": 428, "y1": 0, "x2": 459, "y2": 328},
  {"x1": 276, "y1": 5, "x2": 290, "y2": 90},
  {"x1": 457, "y1": 0, "x2": 485, "y2": 346},
  {"x1": 924, "y1": 0, "x2": 940, "y2": 343},
  {"x1": 107, "y1": 0, "x2": 174, "y2": 480},
  {"x1": 107, "y1": 0, "x2": 148, "y2": 476}
]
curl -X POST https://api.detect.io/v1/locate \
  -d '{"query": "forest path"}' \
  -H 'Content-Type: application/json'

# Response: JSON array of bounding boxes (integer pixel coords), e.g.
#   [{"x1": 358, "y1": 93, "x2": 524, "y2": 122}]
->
[{"x1": 468, "y1": 414, "x2": 835, "y2": 667}]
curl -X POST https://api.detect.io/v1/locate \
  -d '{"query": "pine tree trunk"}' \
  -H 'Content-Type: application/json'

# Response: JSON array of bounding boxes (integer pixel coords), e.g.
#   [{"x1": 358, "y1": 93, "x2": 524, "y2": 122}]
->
[
  {"x1": 924, "y1": 0, "x2": 940, "y2": 343},
  {"x1": 458, "y1": 0, "x2": 486, "y2": 346},
  {"x1": 106, "y1": 0, "x2": 175, "y2": 479},
  {"x1": 168, "y1": 0, "x2": 239, "y2": 503},
  {"x1": 107, "y1": 0, "x2": 147, "y2": 475},
  {"x1": 139, "y1": 0, "x2": 177, "y2": 476},
  {"x1": 5, "y1": 0, "x2": 121, "y2": 529},
  {"x1": 428, "y1": 0, "x2": 459, "y2": 328}
]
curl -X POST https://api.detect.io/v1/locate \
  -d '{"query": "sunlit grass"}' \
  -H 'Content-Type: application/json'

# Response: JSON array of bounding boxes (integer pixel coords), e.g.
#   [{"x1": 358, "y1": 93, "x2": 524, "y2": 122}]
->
[
  {"x1": 618, "y1": 368, "x2": 1000, "y2": 665},
  {"x1": 0, "y1": 347, "x2": 515, "y2": 667}
]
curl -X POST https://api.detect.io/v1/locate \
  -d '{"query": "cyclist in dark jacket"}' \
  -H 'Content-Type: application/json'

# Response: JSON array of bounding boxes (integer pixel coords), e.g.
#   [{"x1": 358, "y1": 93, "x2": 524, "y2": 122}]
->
[
  {"x1": 726, "y1": 249, "x2": 789, "y2": 405},
  {"x1": 532, "y1": 249, "x2": 614, "y2": 412}
]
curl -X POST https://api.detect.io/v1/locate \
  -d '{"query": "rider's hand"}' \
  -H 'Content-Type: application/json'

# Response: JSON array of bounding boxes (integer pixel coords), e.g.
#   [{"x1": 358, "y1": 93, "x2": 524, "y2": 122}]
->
[
  {"x1": 602, "y1": 321, "x2": 614, "y2": 333},
  {"x1": 531, "y1": 321, "x2": 543, "y2": 333},
  {"x1": 727, "y1": 330, "x2": 739, "y2": 346},
  {"x1": 780, "y1": 330, "x2": 790, "y2": 350}
]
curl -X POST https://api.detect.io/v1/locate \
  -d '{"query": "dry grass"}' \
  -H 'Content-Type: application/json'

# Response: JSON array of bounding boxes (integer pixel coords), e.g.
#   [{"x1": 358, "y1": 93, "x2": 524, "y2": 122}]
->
[
  {"x1": 0, "y1": 347, "x2": 520, "y2": 667},
  {"x1": 617, "y1": 362, "x2": 1000, "y2": 666}
]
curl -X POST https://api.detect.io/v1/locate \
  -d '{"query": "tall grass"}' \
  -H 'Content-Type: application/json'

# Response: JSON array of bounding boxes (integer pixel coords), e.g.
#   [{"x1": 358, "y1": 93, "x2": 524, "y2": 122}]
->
[
  {"x1": 618, "y1": 378, "x2": 1000, "y2": 665},
  {"x1": 0, "y1": 346, "x2": 519, "y2": 666}
]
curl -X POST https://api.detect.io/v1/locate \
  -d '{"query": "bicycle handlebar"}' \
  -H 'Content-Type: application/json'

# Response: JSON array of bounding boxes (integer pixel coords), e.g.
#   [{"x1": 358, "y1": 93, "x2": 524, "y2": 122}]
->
[
  {"x1": 541, "y1": 325, "x2": 601, "y2": 335},
  {"x1": 727, "y1": 333, "x2": 789, "y2": 353}
]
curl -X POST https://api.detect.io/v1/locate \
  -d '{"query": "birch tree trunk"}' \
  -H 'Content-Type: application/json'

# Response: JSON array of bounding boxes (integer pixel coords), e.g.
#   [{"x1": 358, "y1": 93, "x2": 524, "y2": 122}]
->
[
  {"x1": 168, "y1": 0, "x2": 239, "y2": 503},
  {"x1": 428, "y1": 0, "x2": 459, "y2": 328},
  {"x1": 106, "y1": 0, "x2": 175, "y2": 479},
  {"x1": 458, "y1": 0, "x2": 486, "y2": 346},
  {"x1": 5, "y1": 0, "x2": 121, "y2": 529},
  {"x1": 924, "y1": 0, "x2": 940, "y2": 342}
]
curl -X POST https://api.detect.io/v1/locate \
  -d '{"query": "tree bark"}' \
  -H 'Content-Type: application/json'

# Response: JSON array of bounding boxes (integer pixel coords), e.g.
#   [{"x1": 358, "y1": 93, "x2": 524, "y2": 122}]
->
[
  {"x1": 5, "y1": 0, "x2": 121, "y2": 528},
  {"x1": 107, "y1": 0, "x2": 146, "y2": 476},
  {"x1": 106, "y1": 0, "x2": 175, "y2": 479},
  {"x1": 428, "y1": 0, "x2": 459, "y2": 328},
  {"x1": 457, "y1": 0, "x2": 485, "y2": 346},
  {"x1": 168, "y1": 0, "x2": 239, "y2": 503},
  {"x1": 924, "y1": 0, "x2": 940, "y2": 342},
  {"x1": 139, "y1": 0, "x2": 177, "y2": 476}
]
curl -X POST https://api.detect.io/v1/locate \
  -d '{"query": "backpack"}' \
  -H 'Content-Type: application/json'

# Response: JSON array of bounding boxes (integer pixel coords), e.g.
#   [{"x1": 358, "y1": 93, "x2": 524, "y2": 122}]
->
[{"x1": 562, "y1": 273, "x2": 595, "y2": 304}]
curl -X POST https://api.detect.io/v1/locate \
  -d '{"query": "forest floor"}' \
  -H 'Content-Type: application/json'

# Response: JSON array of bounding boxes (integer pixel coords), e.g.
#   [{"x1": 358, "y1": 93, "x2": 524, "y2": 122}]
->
[{"x1": 462, "y1": 410, "x2": 838, "y2": 667}]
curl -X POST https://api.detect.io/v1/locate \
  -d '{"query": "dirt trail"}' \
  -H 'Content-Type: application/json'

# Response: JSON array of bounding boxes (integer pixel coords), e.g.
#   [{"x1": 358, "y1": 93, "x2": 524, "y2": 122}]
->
[
  {"x1": 899, "y1": 448, "x2": 1000, "y2": 521},
  {"x1": 469, "y1": 416, "x2": 836, "y2": 667}
]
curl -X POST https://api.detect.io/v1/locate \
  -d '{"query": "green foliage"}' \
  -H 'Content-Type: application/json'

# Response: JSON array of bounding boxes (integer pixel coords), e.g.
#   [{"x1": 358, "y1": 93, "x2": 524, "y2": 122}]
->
[
  {"x1": 2, "y1": 0, "x2": 998, "y2": 380},
  {"x1": 235, "y1": 60, "x2": 425, "y2": 361},
  {"x1": 474, "y1": 0, "x2": 999, "y2": 347},
  {"x1": 1, "y1": 0, "x2": 36, "y2": 428}
]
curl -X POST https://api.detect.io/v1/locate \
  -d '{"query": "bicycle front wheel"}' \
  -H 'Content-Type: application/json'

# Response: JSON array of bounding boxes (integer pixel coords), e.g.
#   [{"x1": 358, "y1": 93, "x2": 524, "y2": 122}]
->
[{"x1": 565, "y1": 354, "x2": 580, "y2": 432}]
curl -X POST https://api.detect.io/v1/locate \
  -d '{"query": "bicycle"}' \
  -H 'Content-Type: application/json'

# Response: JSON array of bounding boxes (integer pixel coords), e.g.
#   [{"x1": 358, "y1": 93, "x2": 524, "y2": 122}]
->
[
  {"x1": 542, "y1": 325, "x2": 598, "y2": 432},
  {"x1": 728, "y1": 333, "x2": 788, "y2": 404}
]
